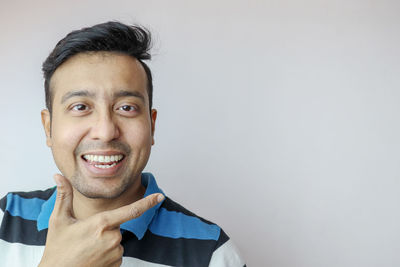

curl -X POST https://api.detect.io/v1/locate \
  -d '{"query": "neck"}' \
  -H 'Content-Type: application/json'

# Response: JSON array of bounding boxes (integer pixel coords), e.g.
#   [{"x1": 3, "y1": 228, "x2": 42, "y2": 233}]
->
[{"x1": 71, "y1": 179, "x2": 146, "y2": 220}]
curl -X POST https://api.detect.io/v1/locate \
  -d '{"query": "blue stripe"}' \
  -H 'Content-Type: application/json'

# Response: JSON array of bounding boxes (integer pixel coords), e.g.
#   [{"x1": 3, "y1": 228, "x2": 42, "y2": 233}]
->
[
  {"x1": 120, "y1": 173, "x2": 165, "y2": 240},
  {"x1": 37, "y1": 190, "x2": 57, "y2": 231},
  {"x1": 6, "y1": 194, "x2": 46, "y2": 221},
  {"x1": 149, "y1": 208, "x2": 220, "y2": 241}
]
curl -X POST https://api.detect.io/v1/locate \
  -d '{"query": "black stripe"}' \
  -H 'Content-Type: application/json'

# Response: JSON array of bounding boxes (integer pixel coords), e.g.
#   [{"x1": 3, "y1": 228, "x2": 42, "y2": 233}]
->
[
  {"x1": 0, "y1": 211, "x2": 47, "y2": 245},
  {"x1": 162, "y1": 197, "x2": 217, "y2": 226},
  {"x1": 0, "y1": 190, "x2": 232, "y2": 266},
  {"x1": 214, "y1": 228, "x2": 230, "y2": 250},
  {"x1": 8, "y1": 187, "x2": 56, "y2": 200},
  {"x1": 0, "y1": 195, "x2": 6, "y2": 212},
  {"x1": 122, "y1": 230, "x2": 216, "y2": 267}
]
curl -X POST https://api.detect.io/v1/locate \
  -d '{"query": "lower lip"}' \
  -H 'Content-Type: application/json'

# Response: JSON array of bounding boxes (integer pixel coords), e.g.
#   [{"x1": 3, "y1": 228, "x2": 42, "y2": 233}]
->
[{"x1": 81, "y1": 157, "x2": 125, "y2": 176}]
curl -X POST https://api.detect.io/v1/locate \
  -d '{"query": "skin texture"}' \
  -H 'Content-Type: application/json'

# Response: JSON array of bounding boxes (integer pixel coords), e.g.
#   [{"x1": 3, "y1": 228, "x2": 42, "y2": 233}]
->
[
  {"x1": 39, "y1": 174, "x2": 163, "y2": 267},
  {"x1": 41, "y1": 52, "x2": 157, "y2": 218},
  {"x1": 39, "y1": 52, "x2": 161, "y2": 266}
]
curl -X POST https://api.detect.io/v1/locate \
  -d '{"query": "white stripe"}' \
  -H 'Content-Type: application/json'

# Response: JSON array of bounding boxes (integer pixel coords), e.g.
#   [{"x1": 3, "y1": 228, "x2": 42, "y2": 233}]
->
[
  {"x1": 209, "y1": 239, "x2": 246, "y2": 267},
  {"x1": 0, "y1": 208, "x2": 3, "y2": 224},
  {"x1": 122, "y1": 256, "x2": 172, "y2": 267},
  {"x1": 0, "y1": 239, "x2": 44, "y2": 267},
  {"x1": 0, "y1": 239, "x2": 172, "y2": 267}
]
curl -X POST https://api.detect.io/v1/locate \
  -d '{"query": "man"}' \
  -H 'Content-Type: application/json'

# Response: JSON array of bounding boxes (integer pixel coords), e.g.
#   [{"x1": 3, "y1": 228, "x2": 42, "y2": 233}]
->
[{"x1": 0, "y1": 21, "x2": 245, "y2": 266}]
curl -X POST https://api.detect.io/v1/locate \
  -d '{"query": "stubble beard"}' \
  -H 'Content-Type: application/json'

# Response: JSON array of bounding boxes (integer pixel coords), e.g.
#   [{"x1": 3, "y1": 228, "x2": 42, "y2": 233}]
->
[
  {"x1": 70, "y1": 141, "x2": 137, "y2": 199},
  {"x1": 70, "y1": 168, "x2": 137, "y2": 199}
]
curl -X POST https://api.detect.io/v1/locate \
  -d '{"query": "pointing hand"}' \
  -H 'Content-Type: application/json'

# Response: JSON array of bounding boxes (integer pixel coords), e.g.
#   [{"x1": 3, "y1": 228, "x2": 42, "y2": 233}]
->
[{"x1": 38, "y1": 174, "x2": 164, "y2": 267}]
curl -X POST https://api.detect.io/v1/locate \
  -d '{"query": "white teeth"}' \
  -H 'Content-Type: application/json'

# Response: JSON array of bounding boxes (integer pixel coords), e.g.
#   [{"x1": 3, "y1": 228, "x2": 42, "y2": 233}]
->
[
  {"x1": 83, "y1": 154, "x2": 124, "y2": 163},
  {"x1": 94, "y1": 163, "x2": 117, "y2": 169}
]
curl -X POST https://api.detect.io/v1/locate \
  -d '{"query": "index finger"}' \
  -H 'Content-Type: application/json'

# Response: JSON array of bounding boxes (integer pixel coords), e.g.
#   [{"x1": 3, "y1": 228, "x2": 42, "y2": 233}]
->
[{"x1": 95, "y1": 193, "x2": 164, "y2": 228}]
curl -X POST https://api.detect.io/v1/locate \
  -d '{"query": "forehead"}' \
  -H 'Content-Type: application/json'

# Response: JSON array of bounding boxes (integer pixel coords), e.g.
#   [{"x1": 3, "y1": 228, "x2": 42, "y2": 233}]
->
[{"x1": 50, "y1": 52, "x2": 148, "y2": 103}]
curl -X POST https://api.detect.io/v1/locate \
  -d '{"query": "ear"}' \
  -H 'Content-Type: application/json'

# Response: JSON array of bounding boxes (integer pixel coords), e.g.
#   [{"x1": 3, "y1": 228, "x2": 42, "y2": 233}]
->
[
  {"x1": 41, "y1": 109, "x2": 53, "y2": 147},
  {"x1": 150, "y1": 109, "x2": 157, "y2": 145}
]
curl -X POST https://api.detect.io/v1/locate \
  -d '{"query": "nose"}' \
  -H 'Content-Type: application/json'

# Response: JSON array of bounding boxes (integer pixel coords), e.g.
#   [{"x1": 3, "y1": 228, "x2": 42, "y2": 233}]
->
[{"x1": 89, "y1": 112, "x2": 120, "y2": 142}]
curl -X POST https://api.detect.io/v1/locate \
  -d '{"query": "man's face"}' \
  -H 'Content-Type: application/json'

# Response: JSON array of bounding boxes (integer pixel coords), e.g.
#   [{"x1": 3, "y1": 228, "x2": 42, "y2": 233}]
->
[{"x1": 41, "y1": 52, "x2": 157, "y2": 199}]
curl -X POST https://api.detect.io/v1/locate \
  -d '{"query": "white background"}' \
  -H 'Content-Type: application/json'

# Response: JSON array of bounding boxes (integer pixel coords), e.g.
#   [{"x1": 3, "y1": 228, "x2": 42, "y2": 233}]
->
[{"x1": 1, "y1": 1, "x2": 400, "y2": 266}]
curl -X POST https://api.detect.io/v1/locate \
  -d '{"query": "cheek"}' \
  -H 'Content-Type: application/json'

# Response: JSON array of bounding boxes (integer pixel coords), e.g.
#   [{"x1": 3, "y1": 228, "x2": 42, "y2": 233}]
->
[
  {"x1": 51, "y1": 121, "x2": 87, "y2": 167},
  {"x1": 53, "y1": 122, "x2": 85, "y2": 149},
  {"x1": 124, "y1": 121, "x2": 153, "y2": 147}
]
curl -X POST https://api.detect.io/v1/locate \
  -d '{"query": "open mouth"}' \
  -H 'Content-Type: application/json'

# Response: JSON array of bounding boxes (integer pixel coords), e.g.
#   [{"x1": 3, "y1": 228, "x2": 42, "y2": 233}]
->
[{"x1": 82, "y1": 154, "x2": 125, "y2": 169}]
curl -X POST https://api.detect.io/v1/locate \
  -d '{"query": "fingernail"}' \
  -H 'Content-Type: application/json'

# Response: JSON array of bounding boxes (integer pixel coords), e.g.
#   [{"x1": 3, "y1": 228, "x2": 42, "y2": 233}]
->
[{"x1": 157, "y1": 194, "x2": 165, "y2": 203}]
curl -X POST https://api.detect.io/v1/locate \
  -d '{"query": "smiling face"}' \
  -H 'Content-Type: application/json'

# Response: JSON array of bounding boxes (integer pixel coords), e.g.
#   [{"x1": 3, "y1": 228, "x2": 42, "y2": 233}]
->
[{"x1": 41, "y1": 52, "x2": 156, "y2": 199}]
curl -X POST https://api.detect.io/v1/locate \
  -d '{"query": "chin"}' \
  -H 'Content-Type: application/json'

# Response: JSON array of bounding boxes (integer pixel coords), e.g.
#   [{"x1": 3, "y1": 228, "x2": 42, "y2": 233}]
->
[
  {"x1": 78, "y1": 188, "x2": 126, "y2": 199},
  {"x1": 71, "y1": 174, "x2": 133, "y2": 200}
]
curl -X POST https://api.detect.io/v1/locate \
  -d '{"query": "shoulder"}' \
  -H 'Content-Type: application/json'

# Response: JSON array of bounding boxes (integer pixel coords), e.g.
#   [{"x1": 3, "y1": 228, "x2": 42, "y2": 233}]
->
[
  {"x1": 0, "y1": 188, "x2": 54, "y2": 245},
  {"x1": 1, "y1": 188, "x2": 56, "y2": 207},
  {"x1": 153, "y1": 197, "x2": 224, "y2": 241},
  {"x1": 1, "y1": 187, "x2": 55, "y2": 217},
  {"x1": 1, "y1": 188, "x2": 55, "y2": 221},
  {"x1": 149, "y1": 197, "x2": 245, "y2": 266}
]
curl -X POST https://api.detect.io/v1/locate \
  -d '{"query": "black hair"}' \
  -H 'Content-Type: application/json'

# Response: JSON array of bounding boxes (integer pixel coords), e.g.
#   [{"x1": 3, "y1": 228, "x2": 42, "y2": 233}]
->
[{"x1": 42, "y1": 21, "x2": 153, "y2": 113}]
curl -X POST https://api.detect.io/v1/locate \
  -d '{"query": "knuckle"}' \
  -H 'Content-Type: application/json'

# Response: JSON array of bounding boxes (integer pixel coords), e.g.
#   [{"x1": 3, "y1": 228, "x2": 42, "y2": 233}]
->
[
  {"x1": 118, "y1": 244, "x2": 124, "y2": 257},
  {"x1": 114, "y1": 258, "x2": 123, "y2": 267},
  {"x1": 129, "y1": 206, "x2": 141, "y2": 218},
  {"x1": 148, "y1": 195, "x2": 159, "y2": 207},
  {"x1": 95, "y1": 214, "x2": 110, "y2": 229},
  {"x1": 152, "y1": 195, "x2": 160, "y2": 206},
  {"x1": 108, "y1": 245, "x2": 123, "y2": 267},
  {"x1": 110, "y1": 232, "x2": 122, "y2": 247},
  {"x1": 56, "y1": 189, "x2": 70, "y2": 201}
]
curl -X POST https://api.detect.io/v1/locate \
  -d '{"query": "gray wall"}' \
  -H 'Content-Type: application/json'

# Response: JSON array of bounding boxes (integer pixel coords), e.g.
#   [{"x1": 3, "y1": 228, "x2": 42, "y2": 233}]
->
[{"x1": 1, "y1": 1, "x2": 400, "y2": 266}]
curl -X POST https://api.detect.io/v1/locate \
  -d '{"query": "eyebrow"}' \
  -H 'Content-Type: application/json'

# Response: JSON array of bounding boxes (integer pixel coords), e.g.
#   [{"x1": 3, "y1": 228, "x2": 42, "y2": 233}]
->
[
  {"x1": 60, "y1": 89, "x2": 145, "y2": 104},
  {"x1": 113, "y1": 90, "x2": 145, "y2": 103},
  {"x1": 61, "y1": 90, "x2": 95, "y2": 104}
]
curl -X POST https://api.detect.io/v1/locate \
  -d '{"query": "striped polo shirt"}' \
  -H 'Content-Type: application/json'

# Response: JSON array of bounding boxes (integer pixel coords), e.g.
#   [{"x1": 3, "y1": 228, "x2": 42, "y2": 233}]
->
[{"x1": 0, "y1": 173, "x2": 245, "y2": 266}]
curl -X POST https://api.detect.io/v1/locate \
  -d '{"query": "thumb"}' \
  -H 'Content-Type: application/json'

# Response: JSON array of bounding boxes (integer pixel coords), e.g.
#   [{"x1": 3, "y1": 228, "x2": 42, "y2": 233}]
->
[{"x1": 52, "y1": 174, "x2": 74, "y2": 219}]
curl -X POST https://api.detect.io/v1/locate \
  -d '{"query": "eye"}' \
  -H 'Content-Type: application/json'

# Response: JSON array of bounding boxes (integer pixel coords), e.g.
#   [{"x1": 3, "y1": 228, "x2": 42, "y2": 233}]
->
[
  {"x1": 116, "y1": 104, "x2": 139, "y2": 117},
  {"x1": 72, "y1": 104, "x2": 88, "y2": 111},
  {"x1": 118, "y1": 105, "x2": 137, "y2": 112}
]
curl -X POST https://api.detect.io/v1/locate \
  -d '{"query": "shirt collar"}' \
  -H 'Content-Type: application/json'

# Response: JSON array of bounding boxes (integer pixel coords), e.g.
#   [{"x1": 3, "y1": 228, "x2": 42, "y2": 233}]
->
[{"x1": 37, "y1": 172, "x2": 164, "y2": 240}]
